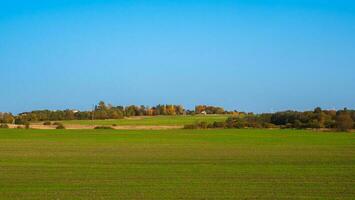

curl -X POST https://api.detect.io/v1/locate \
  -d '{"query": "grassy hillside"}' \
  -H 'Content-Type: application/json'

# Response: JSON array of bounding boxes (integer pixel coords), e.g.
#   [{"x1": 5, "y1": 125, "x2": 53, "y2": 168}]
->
[
  {"x1": 0, "y1": 129, "x2": 353, "y2": 199},
  {"x1": 60, "y1": 115, "x2": 229, "y2": 126}
]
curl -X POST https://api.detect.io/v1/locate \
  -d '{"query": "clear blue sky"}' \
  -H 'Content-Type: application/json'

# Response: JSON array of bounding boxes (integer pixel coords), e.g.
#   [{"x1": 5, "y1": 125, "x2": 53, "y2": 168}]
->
[{"x1": 1, "y1": 0, "x2": 354, "y2": 113}]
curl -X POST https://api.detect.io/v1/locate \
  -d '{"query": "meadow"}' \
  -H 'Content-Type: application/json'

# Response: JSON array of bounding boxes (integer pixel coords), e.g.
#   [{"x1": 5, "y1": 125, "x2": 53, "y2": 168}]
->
[
  {"x1": 0, "y1": 128, "x2": 354, "y2": 199},
  {"x1": 60, "y1": 115, "x2": 229, "y2": 126}
]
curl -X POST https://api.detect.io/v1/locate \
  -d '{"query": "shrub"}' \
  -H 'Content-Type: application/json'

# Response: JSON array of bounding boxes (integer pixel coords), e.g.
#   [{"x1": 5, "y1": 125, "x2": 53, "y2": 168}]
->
[
  {"x1": 0, "y1": 124, "x2": 9, "y2": 129},
  {"x1": 280, "y1": 125, "x2": 287, "y2": 129},
  {"x1": 207, "y1": 123, "x2": 215, "y2": 129},
  {"x1": 324, "y1": 120, "x2": 336, "y2": 129},
  {"x1": 285, "y1": 123, "x2": 294, "y2": 129},
  {"x1": 184, "y1": 122, "x2": 209, "y2": 129},
  {"x1": 293, "y1": 120, "x2": 304, "y2": 129},
  {"x1": 248, "y1": 122, "x2": 262, "y2": 128},
  {"x1": 226, "y1": 118, "x2": 235, "y2": 128},
  {"x1": 198, "y1": 122, "x2": 208, "y2": 129},
  {"x1": 112, "y1": 124, "x2": 117, "y2": 127},
  {"x1": 56, "y1": 124, "x2": 66, "y2": 129},
  {"x1": 262, "y1": 123, "x2": 278, "y2": 129},
  {"x1": 53, "y1": 122, "x2": 62, "y2": 126},
  {"x1": 213, "y1": 121, "x2": 226, "y2": 128},
  {"x1": 94, "y1": 126, "x2": 113, "y2": 130},
  {"x1": 184, "y1": 121, "x2": 227, "y2": 129},
  {"x1": 43, "y1": 121, "x2": 52, "y2": 125},
  {"x1": 183, "y1": 124, "x2": 197, "y2": 129},
  {"x1": 234, "y1": 121, "x2": 247, "y2": 129},
  {"x1": 308, "y1": 120, "x2": 321, "y2": 129}
]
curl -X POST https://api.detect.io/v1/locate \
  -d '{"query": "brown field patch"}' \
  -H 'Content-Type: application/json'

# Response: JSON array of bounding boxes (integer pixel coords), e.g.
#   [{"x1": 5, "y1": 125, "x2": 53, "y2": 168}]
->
[{"x1": 5, "y1": 124, "x2": 182, "y2": 130}]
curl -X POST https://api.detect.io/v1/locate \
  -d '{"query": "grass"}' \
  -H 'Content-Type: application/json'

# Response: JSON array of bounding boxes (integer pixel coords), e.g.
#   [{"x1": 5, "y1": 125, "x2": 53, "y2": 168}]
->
[
  {"x1": 0, "y1": 128, "x2": 354, "y2": 199},
  {"x1": 60, "y1": 115, "x2": 229, "y2": 126}
]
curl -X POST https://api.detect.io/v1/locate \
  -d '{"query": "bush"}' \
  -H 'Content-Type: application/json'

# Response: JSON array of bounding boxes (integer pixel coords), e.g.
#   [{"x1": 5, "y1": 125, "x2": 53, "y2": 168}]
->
[
  {"x1": 262, "y1": 123, "x2": 278, "y2": 129},
  {"x1": 43, "y1": 121, "x2": 52, "y2": 125},
  {"x1": 183, "y1": 124, "x2": 197, "y2": 129},
  {"x1": 184, "y1": 122, "x2": 209, "y2": 129},
  {"x1": 184, "y1": 121, "x2": 228, "y2": 129},
  {"x1": 112, "y1": 124, "x2": 117, "y2": 127},
  {"x1": 213, "y1": 121, "x2": 226, "y2": 128},
  {"x1": 53, "y1": 122, "x2": 62, "y2": 126},
  {"x1": 234, "y1": 121, "x2": 247, "y2": 129},
  {"x1": 285, "y1": 123, "x2": 294, "y2": 129},
  {"x1": 248, "y1": 122, "x2": 262, "y2": 128},
  {"x1": 198, "y1": 122, "x2": 208, "y2": 129},
  {"x1": 56, "y1": 124, "x2": 65, "y2": 129},
  {"x1": 308, "y1": 120, "x2": 321, "y2": 129},
  {"x1": 0, "y1": 124, "x2": 9, "y2": 129},
  {"x1": 226, "y1": 118, "x2": 235, "y2": 128},
  {"x1": 94, "y1": 126, "x2": 113, "y2": 130},
  {"x1": 207, "y1": 123, "x2": 214, "y2": 129}
]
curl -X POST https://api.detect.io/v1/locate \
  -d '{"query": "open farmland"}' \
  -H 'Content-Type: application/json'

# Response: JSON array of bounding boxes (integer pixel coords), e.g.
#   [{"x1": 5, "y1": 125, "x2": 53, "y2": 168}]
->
[
  {"x1": 59, "y1": 115, "x2": 229, "y2": 126},
  {"x1": 0, "y1": 128, "x2": 354, "y2": 199}
]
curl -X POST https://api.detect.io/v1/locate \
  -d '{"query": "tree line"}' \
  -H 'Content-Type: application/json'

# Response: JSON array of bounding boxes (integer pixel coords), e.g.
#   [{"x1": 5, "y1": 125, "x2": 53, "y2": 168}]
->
[
  {"x1": 1, "y1": 102, "x2": 354, "y2": 131},
  {"x1": 185, "y1": 107, "x2": 355, "y2": 131},
  {"x1": 0, "y1": 102, "x2": 229, "y2": 124}
]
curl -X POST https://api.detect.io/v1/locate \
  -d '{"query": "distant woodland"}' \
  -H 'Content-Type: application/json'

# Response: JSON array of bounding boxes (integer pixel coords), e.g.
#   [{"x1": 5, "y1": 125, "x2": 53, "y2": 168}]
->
[{"x1": 0, "y1": 101, "x2": 354, "y2": 131}]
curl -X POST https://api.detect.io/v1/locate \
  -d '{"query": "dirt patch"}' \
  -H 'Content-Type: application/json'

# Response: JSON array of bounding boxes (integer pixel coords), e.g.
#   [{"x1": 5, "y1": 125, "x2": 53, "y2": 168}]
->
[
  {"x1": 124, "y1": 116, "x2": 152, "y2": 120},
  {"x1": 64, "y1": 124, "x2": 182, "y2": 130},
  {"x1": 7, "y1": 124, "x2": 25, "y2": 129},
  {"x1": 5, "y1": 124, "x2": 183, "y2": 130},
  {"x1": 5, "y1": 124, "x2": 353, "y2": 132},
  {"x1": 111, "y1": 125, "x2": 183, "y2": 130}
]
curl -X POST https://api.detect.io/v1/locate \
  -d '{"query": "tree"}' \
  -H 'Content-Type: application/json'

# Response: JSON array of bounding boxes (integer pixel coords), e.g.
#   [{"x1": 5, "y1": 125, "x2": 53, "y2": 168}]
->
[
  {"x1": 175, "y1": 105, "x2": 184, "y2": 115},
  {"x1": 195, "y1": 105, "x2": 206, "y2": 114},
  {"x1": 160, "y1": 105, "x2": 167, "y2": 115},
  {"x1": 336, "y1": 113, "x2": 353, "y2": 131},
  {"x1": 97, "y1": 101, "x2": 107, "y2": 111},
  {"x1": 0, "y1": 113, "x2": 14, "y2": 124},
  {"x1": 166, "y1": 105, "x2": 176, "y2": 115},
  {"x1": 314, "y1": 107, "x2": 322, "y2": 113},
  {"x1": 125, "y1": 105, "x2": 137, "y2": 117},
  {"x1": 108, "y1": 110, "x2": 123, "y2": 119},
  {"x1": 293, "y1": 120, "x2": 303, "y2": 129},
  {"x1": 308, "y1": 119, "x2": 321, "y2": 129},
  {"x1": 64, "y1": 110, "x2": 75, "y2": 120},
  {"x1": 146, "y1": 107, "x2": 154, "y2": 116}
]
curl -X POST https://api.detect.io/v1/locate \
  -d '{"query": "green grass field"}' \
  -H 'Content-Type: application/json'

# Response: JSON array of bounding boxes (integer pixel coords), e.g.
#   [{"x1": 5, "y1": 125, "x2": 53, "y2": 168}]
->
[
  {"x1": 0, "y1": 129, "x2": 354, "y2": 199},
  {"x1": 60, "y1": 115, "x2": 229, "y2": 126}
]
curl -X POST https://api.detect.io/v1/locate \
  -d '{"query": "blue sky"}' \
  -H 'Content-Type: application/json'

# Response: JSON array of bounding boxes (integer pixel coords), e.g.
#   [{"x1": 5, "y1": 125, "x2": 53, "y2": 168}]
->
[{"x1": 1, "y1": 0, "x2": 355, "y2": 113}]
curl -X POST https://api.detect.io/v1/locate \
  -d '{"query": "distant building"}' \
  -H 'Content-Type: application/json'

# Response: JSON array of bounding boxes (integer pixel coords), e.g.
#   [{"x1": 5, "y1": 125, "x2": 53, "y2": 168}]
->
[{"x1": 200, "y1": 111, "x2": 207, "y2": 115}]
